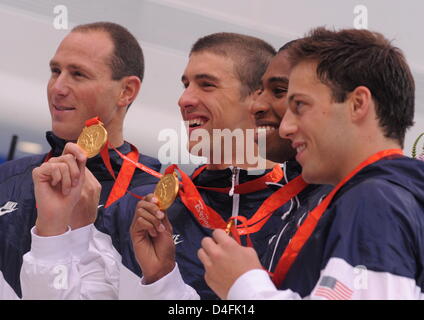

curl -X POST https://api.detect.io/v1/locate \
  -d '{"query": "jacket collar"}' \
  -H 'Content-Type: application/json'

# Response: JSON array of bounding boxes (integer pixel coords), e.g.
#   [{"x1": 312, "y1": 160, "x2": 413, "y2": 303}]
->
[{"x1": 45, "y1": 131, "x2": 131, "y2": 180}]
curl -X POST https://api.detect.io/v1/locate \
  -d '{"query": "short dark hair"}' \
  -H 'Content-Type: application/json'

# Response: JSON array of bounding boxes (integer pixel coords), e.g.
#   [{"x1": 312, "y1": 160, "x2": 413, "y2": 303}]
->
[
  {"x1": 72, "y1": 22, "x2": 144, "y2": 82},
  {"x1": 190, "y1": 32, "x2": 276, "y2": 99},
  {"x1": 287, "y1": 27, "x2": 415, "y2": 147},
  {"x1": 278, "y1": 39, "x2": 299, "y2": 52}
]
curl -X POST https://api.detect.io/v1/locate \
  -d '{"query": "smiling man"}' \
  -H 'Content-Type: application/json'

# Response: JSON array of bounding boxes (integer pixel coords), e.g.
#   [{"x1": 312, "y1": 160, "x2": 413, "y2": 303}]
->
[
  {"x1": 199, "y1": 27, "x2": 424, "y2": 300},
  {"x1": 0, "y1": 22, "x2": 160, "y2": 299},
  {"x1": 19, "y1": 36, "x2": 332, "y2": 300},
  {"x1": 20, "y1": 32, "x2": 292, "y2": 300},
  {"x1": 129, "y1": 33, "x2": 291, "y2": 300},
  {"x1": 125, "y1": 37, "x2": 330, "y2": 300}
]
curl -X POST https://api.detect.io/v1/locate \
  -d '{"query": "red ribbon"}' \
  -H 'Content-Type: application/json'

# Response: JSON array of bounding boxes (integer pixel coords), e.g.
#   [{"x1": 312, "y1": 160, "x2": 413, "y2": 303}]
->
[
  {"x1": 191, "y1": 164, "x2": 284, "y2": 194},
  {"x1": 165, "y1": 164, "x2": 308, "y2": 244},
  {"x1": 45, "y1": 117, "x2": 163, "y2": 208}
]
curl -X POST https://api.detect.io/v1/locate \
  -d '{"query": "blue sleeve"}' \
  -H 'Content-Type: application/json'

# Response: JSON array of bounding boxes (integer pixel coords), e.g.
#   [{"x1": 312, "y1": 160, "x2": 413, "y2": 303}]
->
[{"x1": 323, "y1": 178, "x2": 423, "y2": 281}]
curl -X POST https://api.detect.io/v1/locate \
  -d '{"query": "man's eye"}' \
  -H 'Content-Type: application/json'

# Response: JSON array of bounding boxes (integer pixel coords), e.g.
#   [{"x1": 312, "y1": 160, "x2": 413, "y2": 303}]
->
[
  {"x1": 72, "y1": 71, "x2": 85, "y2": 78},
  {"x1": 273, "y1": 87, "x2": 288, "y2": 96},
  {"x1": 294, "y1": 100, "x2": 305, "y2": 113},
  {"x1": 51, "y1": 68, "x2": 60, "y2": 74},
  {"x1": 201, "y1": 82, "x2": 215, "y2": 88}
]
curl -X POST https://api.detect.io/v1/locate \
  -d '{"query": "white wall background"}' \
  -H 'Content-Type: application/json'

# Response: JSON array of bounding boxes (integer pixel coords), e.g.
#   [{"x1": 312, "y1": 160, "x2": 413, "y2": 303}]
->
[{"x1": 0, "y1": 0, "x2": 422, "y2": 166}]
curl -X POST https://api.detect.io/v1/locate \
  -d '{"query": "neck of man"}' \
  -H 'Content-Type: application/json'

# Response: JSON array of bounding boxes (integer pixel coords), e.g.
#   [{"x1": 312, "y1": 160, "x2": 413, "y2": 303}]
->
[
  {"x1": 206, "y1": 144, "x2": 275, "y2": 171},
  {"x1": 331, "y1": 136, "x2": 401, "y2": 186},
  {"x1": 106, "y1": 121, "x2": 125, "y2": 149}
]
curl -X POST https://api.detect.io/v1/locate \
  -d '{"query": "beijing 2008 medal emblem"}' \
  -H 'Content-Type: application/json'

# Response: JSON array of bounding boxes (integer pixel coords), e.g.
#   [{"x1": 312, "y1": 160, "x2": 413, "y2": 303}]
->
[
  {"x1": 154, "y1": 172, "x2": 179, "y2": 210},
  {"x1": 77, "y1": 121, "x2": 108, "y2": 158}
]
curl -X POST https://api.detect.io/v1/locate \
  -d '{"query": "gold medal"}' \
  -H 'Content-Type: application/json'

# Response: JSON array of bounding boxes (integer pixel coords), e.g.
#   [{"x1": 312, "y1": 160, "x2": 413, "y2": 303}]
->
[
  {"x1": 77, "y1": 122, "x2": 108, "y2": 158},
  {"x1": 225, "y1": 220, "x2": 235, "y2": 235},
  {"x1": 154, "y1": 172, "x2": 179, "y2": 210}
]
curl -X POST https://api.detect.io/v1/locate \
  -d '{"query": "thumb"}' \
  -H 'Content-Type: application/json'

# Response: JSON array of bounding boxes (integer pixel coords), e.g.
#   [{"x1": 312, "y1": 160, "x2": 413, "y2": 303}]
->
[{"x1": 63, "y1": 142, "x2": 88, "y2": 168}]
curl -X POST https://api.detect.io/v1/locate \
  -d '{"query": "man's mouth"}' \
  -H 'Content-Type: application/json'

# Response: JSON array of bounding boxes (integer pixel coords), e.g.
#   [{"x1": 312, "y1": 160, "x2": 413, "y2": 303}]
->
[
  {"x1": 255, "y1": 125, "x2": 278, "y2": 135},
  {"x1": 188, "y1": 117, "x2": 208, "y2": 128},
  {"x1": 54, "y1": 105, "x2": 76, "y2": 111},
  {"x1": 292, "y1": 142, "x2": 307, "y2": 160},
  {"x1": 254, "y1": 119, "x2": 280, "y2": 137},
  {"x1": 296, "y1": 144, "x2": 306, "y2": 153},
  {"x1": 185, "y1": 116, "x2": 210, "y2": 131}
]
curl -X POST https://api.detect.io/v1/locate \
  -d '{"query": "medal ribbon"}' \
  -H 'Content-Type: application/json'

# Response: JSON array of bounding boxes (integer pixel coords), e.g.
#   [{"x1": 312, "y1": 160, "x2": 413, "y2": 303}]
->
[
  {"x1": 271, "y1": 149, "x2": 403, "y2": 288},
  {"x1": 164, "y1": 164, "x2": 308, "y2": 240},
  {"x1": 191, "y1": 164, "x2": 284, "y2": 194},
  {"x1": 82, "y1": 117, "x2": 163, "y2": 207}
]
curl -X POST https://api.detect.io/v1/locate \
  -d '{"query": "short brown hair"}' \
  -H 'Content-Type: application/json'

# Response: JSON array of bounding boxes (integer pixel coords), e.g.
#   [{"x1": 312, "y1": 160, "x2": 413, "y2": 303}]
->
[
  {"x1": 72, "y1": 22, "x2": 144, "y2": 82},
  {"x1": 190, "y1": 32, "x2": 276, "y2": 99},
  {"x1": 287, "y1": 27, "x2": 415, "y2": 147}
]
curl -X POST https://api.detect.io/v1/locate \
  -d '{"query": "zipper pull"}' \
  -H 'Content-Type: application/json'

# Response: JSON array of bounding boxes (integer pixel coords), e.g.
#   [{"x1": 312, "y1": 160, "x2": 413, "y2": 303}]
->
[{"x1": 229, "y1": 167, "x2": 239, "y2": 197}]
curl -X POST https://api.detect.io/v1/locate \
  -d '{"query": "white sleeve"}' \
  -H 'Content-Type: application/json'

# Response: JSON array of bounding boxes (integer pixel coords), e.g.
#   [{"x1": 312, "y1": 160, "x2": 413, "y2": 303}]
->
[
  {"x1": 227, "y1": 269, "x2": 302, "y2": 300},
  {"x1": 227, "y1": 258, "x2": 424, "y2": 300},
  {"x1": 119, "y1": 263, "x2": 200, "y2": 300},
  {"x1": 20, "y1": 224, "x2": 120, "y2": 300},
  {"x1": 21, "y1": 225, "x2": 200, "y2": 300}
]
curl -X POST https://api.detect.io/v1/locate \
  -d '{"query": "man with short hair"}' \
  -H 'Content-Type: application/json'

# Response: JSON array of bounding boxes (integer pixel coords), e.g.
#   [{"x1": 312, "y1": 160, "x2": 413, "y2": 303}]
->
[
  {"x1": 199, "y1": 27, "x2": 424, "y2": 300},
  {"x1": 21, "y1": 33, "x2": 313, "y2": 300},
  {"x1": 20, "y1": 34, "x2": 330, "y2": 300},
  {"x1": 125, "y1": 37, "x2": 330, "y2": 300},
  {"x1": 0, "y1": 21, "x2": 160, "y2": 299},
  {"x1": 128, "y1": 32, "x2": 292, "y2": 300}
]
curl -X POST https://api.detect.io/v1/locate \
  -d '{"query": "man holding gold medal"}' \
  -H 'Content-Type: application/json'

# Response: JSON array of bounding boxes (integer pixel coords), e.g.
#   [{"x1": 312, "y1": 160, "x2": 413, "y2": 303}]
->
[
  {"x1": 20, "y1": 33, "x2": 330, "y2": 300},
  {"x1": 0, "y1": 22, "x2": 161, "y2": 299},
  {"x1": 199, "y1": 28, "x2": 424, "y2": 300}
]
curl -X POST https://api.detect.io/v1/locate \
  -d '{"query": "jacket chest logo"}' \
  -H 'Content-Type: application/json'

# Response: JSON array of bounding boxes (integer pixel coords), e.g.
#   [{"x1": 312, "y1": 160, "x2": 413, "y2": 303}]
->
[{"x1": 0, "y1": 201, "x2": 18, "y2": 216}]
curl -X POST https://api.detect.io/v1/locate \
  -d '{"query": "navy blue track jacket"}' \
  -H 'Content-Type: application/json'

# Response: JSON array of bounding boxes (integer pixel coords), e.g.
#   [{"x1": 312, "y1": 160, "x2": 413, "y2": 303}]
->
[
  {"x1": 0, "y1": 132, "x2": 160, "y2": 298},
  {"x1": 270, "y1": 156, "x2": 424, "y2": 298}
]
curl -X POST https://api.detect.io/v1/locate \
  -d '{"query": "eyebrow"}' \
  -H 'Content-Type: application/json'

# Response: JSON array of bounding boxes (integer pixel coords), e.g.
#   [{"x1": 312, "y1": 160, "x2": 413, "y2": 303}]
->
[
  {"x1": 288, "y1": 93, "x2": 309, "y2": 103},
  {"x1": 181, "y1": 73, "x2": 220, "y2": 83},
  {"x1": 267, "y1": 76, "x2": 289, "y2": 86},
  {"x1": 49, "y1": 60, "x2": 88, "y2": 71}
]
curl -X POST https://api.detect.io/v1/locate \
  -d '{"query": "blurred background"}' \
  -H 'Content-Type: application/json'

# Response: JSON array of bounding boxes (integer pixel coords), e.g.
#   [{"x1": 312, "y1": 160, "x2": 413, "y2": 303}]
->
[{"x1": 0, "y1": 0, "x2": 422, "y2": 170}]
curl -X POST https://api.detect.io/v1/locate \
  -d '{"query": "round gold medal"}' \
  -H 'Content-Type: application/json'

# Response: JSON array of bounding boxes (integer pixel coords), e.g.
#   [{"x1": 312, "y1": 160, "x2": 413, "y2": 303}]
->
[
  {"x1": 77, "y1": 123, "x2": 108, "y2": 158},
  {"x1": 154, "y1": 172, "x2": 179, "y2": 210}
]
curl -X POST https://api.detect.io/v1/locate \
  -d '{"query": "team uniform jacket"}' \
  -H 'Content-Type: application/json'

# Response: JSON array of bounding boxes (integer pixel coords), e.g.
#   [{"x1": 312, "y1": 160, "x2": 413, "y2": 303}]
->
[
  {"x1": 228, "y1": 156, "x2": 424, "y2": 299},
  {"x1": 20, "y1": 160, "x2": 330, "y2": 300},
  {"x1": 166, "y1": 161, "x2": 331, "y2": 299},
  {"x1": 0, "y1": 131, "x2": 160, "y2": 299}
]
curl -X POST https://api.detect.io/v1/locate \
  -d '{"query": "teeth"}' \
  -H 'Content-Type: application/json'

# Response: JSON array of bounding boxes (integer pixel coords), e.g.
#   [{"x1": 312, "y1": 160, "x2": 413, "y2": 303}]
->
[
  {"x1": 256, "y1": 126, "x2": 276, "y2": 133},
  {"x1": 188, "y1": 118, "x2": 206, "y2": 127},
  {"x1": 296, "y1": 144, "x2": 306, "y2": 153}
]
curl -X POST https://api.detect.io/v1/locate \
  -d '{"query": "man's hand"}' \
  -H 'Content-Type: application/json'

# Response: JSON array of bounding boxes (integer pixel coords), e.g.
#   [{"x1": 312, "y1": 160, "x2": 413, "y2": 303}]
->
[
  {"x1": 33, "y1": 143, "x2": 87, "y2": 237},
  {"x1": 198, "y1": 229, "x2": 263, "y2": 299},
  {"x1": 130, "y1": 194, "x2": 175, "y2": 284},
  {"x1": 69, "y1": 167, "x2": 101, "y2": 230}
]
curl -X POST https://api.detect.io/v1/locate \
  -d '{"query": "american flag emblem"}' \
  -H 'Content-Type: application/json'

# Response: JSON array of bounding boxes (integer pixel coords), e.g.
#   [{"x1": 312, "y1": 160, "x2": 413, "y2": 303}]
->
[{"x1": 314, "y1": 276, "x2": 353, "y2": 300}]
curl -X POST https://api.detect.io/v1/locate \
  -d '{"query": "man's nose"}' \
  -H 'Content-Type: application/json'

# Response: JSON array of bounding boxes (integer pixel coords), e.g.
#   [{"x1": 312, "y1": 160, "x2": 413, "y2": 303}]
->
[
  {"x1": 178, "y1": 85, "x2": 200, "y2": 110},
  {"x1": 249, "y1": 90, "x2": 270, "y2": 118},
  {"x1": 50, "y1": 72, "x2": 70, "y2": 97},
  {"x1": 279, "y1": 107, "x2": 297, "y2": 140}
]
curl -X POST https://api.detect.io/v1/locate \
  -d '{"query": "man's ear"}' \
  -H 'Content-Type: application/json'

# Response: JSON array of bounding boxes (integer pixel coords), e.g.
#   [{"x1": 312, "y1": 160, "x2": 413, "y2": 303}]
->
[
  {"x1": 117, "y1": 76, "x2": 142, "y2": 108},
  {"x1": 349, "y1": 86, "x2": 373, "y2": 123}
]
